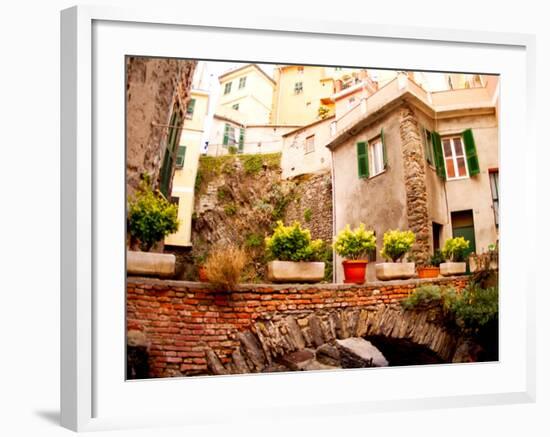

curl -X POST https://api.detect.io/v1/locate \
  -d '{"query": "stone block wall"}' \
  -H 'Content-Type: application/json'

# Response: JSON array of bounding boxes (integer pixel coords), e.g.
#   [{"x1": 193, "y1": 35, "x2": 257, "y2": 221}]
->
[{"x1": 127, "y1": 276, "x2": 467, "y2": 377}]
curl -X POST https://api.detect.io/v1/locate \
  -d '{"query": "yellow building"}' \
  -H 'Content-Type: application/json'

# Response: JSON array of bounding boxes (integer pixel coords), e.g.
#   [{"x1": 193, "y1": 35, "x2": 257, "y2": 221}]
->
[
  {"x1": 216, "y1": 64, "x2": 275, "y2": 125},
  {"x1": 271, "y1": 65, "x2": 337, "y2": 126},
  {"x1": 164, "y1": 88, "x2": 209, "y2": 247}
]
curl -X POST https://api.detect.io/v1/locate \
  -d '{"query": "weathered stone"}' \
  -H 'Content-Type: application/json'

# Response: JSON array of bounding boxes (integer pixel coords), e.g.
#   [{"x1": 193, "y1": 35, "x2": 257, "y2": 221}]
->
[
  {"x1": 308, "y1": 315, "x2": 326, "y2": 347},
  {"x1": 285, "y1": 316, "x2": 306, "y2": 350},
  {"x1": 315, "y1": 344, "x2": 341, "y2": 367},
  {"x1": 237, "y1": 332, "x2": 267, "y2": 371},
  {"x1": 336, "y1": 338, "x2": 389, "y2": 368},
  {"x1": 205, "y1": 349, "x2": 228, "y2": 375},
  {"x1": 302, "y1": 360, "x2": 340, "y2": 371},
  {"x1": 279, "y1": 349, "x2": 315, "y2": 370},
  {"x1": 231, "y1": 348, "x2": 251, "y2": 374},
  {"x1": 452, "y1": 339, "x2": 484, "y2": 363}
]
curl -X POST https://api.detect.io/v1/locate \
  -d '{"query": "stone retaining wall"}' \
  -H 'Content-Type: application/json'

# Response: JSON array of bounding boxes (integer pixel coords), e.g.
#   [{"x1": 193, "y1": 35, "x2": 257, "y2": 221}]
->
[{"x1": 127, "y1": 276, "x2": 468, "y2": 377}]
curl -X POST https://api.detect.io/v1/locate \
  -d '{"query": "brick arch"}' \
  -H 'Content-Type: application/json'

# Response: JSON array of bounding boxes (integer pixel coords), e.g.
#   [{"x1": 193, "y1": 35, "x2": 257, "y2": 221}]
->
[
  {"x1": 127, "y1": 276, "x2": 467, "y2": 378},
  {"x1": 204, "y1": 305, "x2": 460, "y2": 375}
]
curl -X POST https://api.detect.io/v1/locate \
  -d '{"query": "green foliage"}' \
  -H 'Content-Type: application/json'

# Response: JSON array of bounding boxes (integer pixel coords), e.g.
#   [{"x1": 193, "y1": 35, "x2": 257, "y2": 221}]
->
[
  {"x1": 402, "y1": 283, "x2": 499, "y2": 333},
  {"x1": 224, "y1": 203, "x2": 237, "y2": 216},
  {"x1": 333, "y1": 224, "x2": 377, "y2": 260},
  {"x1": 303, "y1": 208, "x2": 312, "y2": 223},
  {"x1": 271, "y1": 192, "x2": 293, "y2": 221},
  {"x1": 449, "y1": 283, "x2": 498, "y2": 330},
  {"x1": 265, "y1": 221, "x2": 324, "y2": 262},
  {"x1": 380, "y1": 229, "x2": 416, "y2": 262},
  {"x1": 228, "y1": 145, "x2": 238, "y2": 155},
  {"x1": 217, "y1": 186, "x2": 231, "y2": 201},
  {"x1": 127, "y1": 181, "x2": 179, "y2": 251},
  {"x1": 243, "y1": 155, "x2": 264, "y2": 174},
  {"x1": 194, "y1": 169, "x2": 203, "y2": 193},
  {"x1": 442, "y1": 236, "x2": 470, "y2": 262},
  {"x1": 263, "y1": 153, "x2": 282, "y2": 169},
  {"x1": 318, "y1": 105, "x2": 330, "y2": 119},
  {"x1": 429, "y1": 249, "x2": 445, "y2": 267},
  {"x1": 245, "y1": 233, "x2": 264, "y2": 249}
]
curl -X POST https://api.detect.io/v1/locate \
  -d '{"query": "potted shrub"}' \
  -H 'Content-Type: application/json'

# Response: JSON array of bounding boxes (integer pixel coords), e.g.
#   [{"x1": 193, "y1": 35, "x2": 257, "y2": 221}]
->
[
  {"x1": 333, "y1": 224, "x2": 376, "y2": 284},
  {"x1": 265, "y1": 221, "x2": 325, "y2": 283},
  {"x1": 417, "y1": 250, "x2": 444, "y2": 279},
  {"x1": 376, "y1": 230, "x2": 416, "y2": 280},
  {"x1": 126, "y1": 179, "x2": 179, "y2": 278},
  {"x1": 203, "y1": 243, "x2": 247, "y2": 291},
  {"x1": 440, "y1": 237, "x2": 470, "y2": 276}
]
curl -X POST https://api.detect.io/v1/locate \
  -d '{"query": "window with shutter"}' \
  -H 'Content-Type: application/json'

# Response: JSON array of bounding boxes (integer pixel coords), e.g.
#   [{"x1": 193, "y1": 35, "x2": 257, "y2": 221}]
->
[
  {"x1": 238, "y1": 128, "x2": 245, "y2": 152},
  {"x1": 357, "y1": 141, "x2": 369, "y2": 178},
  {"x1": 223, "y1": 123, "x2": 230, "y2": 146},
  {"x1": 381, "y1": 128, "x2": 387, "y2": 169},
  {"x1": 421, "y1": 127, "x2": 435, "y2": 165},
  {"x1": 159, "y1": 102, "x2": 183, "y2": 197},
  {"x1": 431, "y1": 132, "x2": 446, "y2": 179},
  {"x1": 224, "y1": 82, "x2": 232, "y2": 95},
  {"x1": 186, "y1": 98, "x2": 196, "y2": 119},
  {"x1": 462, "y1": 128, "x2": 480, "y2": 176}
]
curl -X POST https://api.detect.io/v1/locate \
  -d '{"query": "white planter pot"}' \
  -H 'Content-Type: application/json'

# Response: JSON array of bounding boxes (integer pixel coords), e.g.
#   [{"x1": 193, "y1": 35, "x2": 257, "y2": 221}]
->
[
  {"x1": 267, "y1": 260, "x2": 325, "y2": 283},
  {"x1": 375, "y1": 262, "x2": 415, "y2": 281},
  {"x1": 440, "y1": 262, "x2": 467, "y2": 276},
  {"x1": 127, "y1": 250, "x2": 176, "y2": 278}
]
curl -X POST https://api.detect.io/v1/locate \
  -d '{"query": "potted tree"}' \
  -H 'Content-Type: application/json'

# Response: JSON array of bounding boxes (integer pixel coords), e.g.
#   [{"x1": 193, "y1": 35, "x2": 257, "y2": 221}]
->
[
  {"x1": 440, "y1": 237, "x2": 470, "y2": 276},
  {"x1": 376, "y1": 230, "x2": 416, "y2": 280},
  {"x1": 127, "y1": 179, "x2": 179, "y2": 278},
  {"x1": 417, "y1": 250, "x2": 444, "y2": 279},
  {"x1": 265, "y1": 221, "x2": 326, "y2": 283},
  {"x1": 333, "y1": 224, "x2": 376, "y2": 284}
]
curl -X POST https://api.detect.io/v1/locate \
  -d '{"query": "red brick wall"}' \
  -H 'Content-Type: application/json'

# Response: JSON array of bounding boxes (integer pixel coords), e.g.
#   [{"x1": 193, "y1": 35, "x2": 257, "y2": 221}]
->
[{"x1": 127, "y1": 276, "x2": 468, "y2": 377}]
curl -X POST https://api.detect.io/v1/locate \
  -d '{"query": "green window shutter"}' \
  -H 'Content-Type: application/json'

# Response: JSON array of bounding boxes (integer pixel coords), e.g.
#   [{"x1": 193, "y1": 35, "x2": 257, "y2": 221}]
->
[
  {"x1": 176, "y1": 145, "x2": 187, "y2": 168},
  {"x1": 431, "y1": 132, "x2": 446, "y2": 179},
  {"x1": 462, "y1": 128, "x2": 480, "y2": 176},
  {"x1": 223, "y1": 123, "x2": 230, "y2": 146},
  {"x1": 238, "y1": 128, "x2": 245, "y2": 152},
  {"x1": 357, "y1": 141, "x2": 369, "y2": 178},
  {"x1": 421, "y1": 127, "x2": 434, "y2": 165},
  {"x1": 186, "y1": 98, "x2": 196, "y2": 116},
  {"x1": 381, "y1": 128, "x2": 388, "y2": 169}
]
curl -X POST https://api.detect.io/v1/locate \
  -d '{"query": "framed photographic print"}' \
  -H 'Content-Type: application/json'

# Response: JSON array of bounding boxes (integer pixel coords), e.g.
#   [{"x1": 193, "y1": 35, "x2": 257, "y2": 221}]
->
[{"x1": 61, "y1": 5, "x2": 536, "y2": 432}]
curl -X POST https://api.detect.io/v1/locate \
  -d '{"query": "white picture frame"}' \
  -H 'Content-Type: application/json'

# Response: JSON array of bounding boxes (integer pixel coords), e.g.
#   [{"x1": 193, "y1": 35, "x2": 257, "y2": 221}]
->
[{"x1": 60, "y1": 5, "x2": 536, "y2": 432}]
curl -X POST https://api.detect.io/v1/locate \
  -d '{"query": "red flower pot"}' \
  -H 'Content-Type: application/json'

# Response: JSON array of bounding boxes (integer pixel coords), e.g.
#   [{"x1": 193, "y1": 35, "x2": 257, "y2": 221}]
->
[
  {"x1": 342, "y1": 260, "x2": 368, "y2": 284},
  {"x1": 198, "y1": 266, "x2": 208, "y2": 282},
  {"x1": 417, "y1": 266, "x2": 440, "y2": 279}
]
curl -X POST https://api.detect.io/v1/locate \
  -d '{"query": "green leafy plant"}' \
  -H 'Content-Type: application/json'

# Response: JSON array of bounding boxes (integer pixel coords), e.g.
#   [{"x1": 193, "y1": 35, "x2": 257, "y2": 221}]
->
[
  {"x1": 224, "y1": 203, "x2": 237, "y2": 216},
  {"x1": 401, "y1": 285, "x2": 452, "y2": 310},
  {"x1": 127, "y1": 180, "x2": 179, "y2": 251},
  {"x1": 243, "y1": 155, "x2": 264, "y2": 174},
  {"x1": 333, "y1": 224, "x2": 377, "y2": 260},
  {"x1": 228, "y1": 145, "x2": 238, "y2": 155},
  {"x1": 265, "y1": 221, "x2": 324, "y2": 262},
  {"x1": 303, "y1": 208, "x2": 312, "y2": 223},
  {"x1": 442, "y1": 237, "x2": 470, "y2": 262},
  {"x1": 318, "y1": 105, "x2": 330, "y2": 119},
  {"x1": 245, "y1": 233, "x2": 264, "y2": 249},
  {"x1": 380, "y1": 229, "x2": 416, "y2": 262},
  {"x1": 429, "y1": 249, "x2": 445, "y2": 267}
]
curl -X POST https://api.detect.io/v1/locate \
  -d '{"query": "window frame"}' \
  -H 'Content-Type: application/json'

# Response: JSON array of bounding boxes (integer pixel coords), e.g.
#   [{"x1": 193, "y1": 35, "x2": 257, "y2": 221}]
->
[
  {"x1": 185, "y1": 98, "x2": 196, "y2": 119},
  {"x1": 294, "y1": 81, "x2": 303, "y2": 94},
  {"x1": 224, "y1": 82, "x2": 232, "y2": 95},
  {"x1": 232, "y1": 103, "x2": 239, "y2": 111},
  {"x1": 238, "y1": 76, "x2": 247, "y2": 89},
  {"x1": 368, "y1": 136, "x2": 385, "y2": 177},
  {"x1": 305, "y1": 134, "x2": 315, "y2": 154},
  {"x1": 442, "y1": 135, "x2": 469, "y2": 181},
  {"x1": 489, "y1": 169, "x2": 499, "y2": 227}
]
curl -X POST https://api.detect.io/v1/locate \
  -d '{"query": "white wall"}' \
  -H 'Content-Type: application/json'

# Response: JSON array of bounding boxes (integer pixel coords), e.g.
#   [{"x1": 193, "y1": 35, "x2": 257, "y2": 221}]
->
[{"x1": 1, "y1": 1, "x2": 548, "y2": 437}]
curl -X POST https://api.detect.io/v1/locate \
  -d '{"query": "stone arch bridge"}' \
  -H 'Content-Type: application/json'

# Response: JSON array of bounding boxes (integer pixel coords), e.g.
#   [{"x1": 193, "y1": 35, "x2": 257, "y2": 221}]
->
[{"x1": 127, "y1": 276, "x2": 468, "y2": 378}]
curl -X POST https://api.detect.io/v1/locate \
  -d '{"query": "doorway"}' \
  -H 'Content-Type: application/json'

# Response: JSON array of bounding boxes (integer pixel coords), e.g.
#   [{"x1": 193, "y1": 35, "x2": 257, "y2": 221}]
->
[{"x1": 451, "y1": 210, "x2": 476, "y2": 257}]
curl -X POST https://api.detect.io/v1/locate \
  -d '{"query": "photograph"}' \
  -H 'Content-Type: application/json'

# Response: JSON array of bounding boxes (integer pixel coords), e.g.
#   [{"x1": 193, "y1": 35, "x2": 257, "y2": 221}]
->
[{"x1": 125, "y1": 57, "x2": 500, "y2": 379}]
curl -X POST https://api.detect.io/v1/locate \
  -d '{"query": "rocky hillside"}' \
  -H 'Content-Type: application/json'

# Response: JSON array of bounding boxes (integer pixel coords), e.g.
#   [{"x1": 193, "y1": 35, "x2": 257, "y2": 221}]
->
[{"x1": 182, "y1": 153, "x2": 333, "y2": 282}]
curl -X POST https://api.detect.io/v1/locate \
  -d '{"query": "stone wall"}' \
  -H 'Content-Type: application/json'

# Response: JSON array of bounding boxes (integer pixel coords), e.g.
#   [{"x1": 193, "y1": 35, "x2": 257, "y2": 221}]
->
[
  {"x1": 284, "y1": 171, "x2": 333, "y2": 243},
  {"x1": 399, "y1": 104, "x2": 431, "y2": 265},
  {"x1": 127, "y1": 276, "x2": 468, "y2": 377},
  {"x1": 126, "y1": 57, "x2": 196, "y2": 197}
]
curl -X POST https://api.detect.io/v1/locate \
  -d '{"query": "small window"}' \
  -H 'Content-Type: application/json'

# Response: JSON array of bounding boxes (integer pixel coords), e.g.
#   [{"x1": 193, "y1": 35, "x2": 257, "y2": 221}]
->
[
  {"x1": 175, "y1": 145, "x2": 187, "y2": 168},
  {"x1": 238, "y1": 76, "x2": 247, "y2": 89},
  {"x1": 442, "y1": 136, "x2": 468, "y2": 180},
  {"x1": 369, "y1": 137, "x2": 385, "y2": 177},
  {"x1": 223, "y1": 123, "x2": 237, "y2": 146},
  {"x1": 489, "y1": 169, "x2": 499, "y2": 227},
  {"x1": 232, "y1": 103, "x2": 239, "y2": 111},
  {"x1": 294, "y1": 81, "x2": 303, "y2": 94},
  {"x1": 185, "y1": 98, "x2": 196, "y2": 119},
  {"x1": 305, "y1": 135, "x2": 315, "y2": 154},
  {"x1": 224, "y1": 82, "x2": 232, "y2": 95}
]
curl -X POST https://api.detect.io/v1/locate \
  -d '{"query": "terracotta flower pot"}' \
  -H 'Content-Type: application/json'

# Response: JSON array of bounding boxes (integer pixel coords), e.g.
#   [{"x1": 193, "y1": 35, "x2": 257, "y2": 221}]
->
[
  {"x1": 342, "y1": 260, "x2": 368, "y2": 284},
  {"x1": 417, "y1": 266, "x2": 440, "y2": 279},
  {"x1": 198, "y1": 265, "x2": 208, "y2": 282}
]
